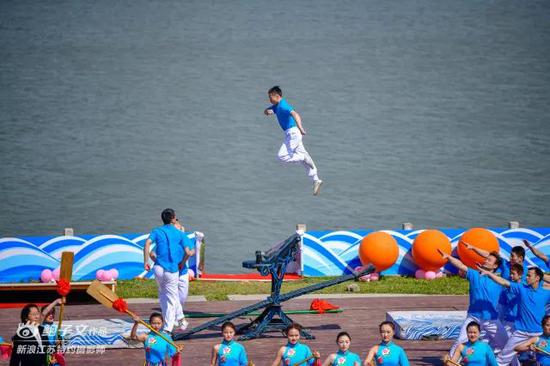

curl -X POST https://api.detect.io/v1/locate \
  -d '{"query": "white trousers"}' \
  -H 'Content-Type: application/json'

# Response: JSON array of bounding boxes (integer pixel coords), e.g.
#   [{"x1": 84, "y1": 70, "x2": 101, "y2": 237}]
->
[
  {"x1": 154, "y1": 265, "x2": 182, "y2": 332},
  {"x1": 176, "y1": 273, "x2": 189, "y2": 319},
  {"x1": 497, "y1": 330, "x2": 541, "y2": 366},
  {"x1": 277, "y1": 127, "x2": 319, "y2": 181},
  {"x1": 450, "y1": 315, "x2": 508, "y2": 357},
  {"x1": 502, "y1": 320, "x2": 514, "y2": 338}
]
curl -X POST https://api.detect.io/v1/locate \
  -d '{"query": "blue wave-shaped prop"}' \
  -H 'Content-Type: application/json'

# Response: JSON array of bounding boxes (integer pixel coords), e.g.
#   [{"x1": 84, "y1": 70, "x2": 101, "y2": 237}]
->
[
  {"x1": 68, "y1": 333, "x2": 125, "y2": 347},
  {"x1": 0, "y1": 238, "x2": 60, "y2": 282},
  {"x1": 302, "y1": 228, "x2": 550, "y2": 277},
  {"x1": 0, "y1": 232, "x2": 197, "y2": 283}
]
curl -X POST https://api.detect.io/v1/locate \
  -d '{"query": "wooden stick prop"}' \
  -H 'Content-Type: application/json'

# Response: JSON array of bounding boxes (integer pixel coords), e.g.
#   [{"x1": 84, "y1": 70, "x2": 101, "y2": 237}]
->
[
  {"x1": 56, "y1": 251, "x2": 74, "y2": 340},
  {"x1": 86, "y1": 280, "x2": 180, "y2": 350},
  {"x1": 533, "y1": 344, "x2": 550, "y2": 356},
  {"x1": 292, "y1": 355, "x2": 318, "y2": 366},
  {"x1": 441, "y1": 355, "x2": 462, "y2": 366}
]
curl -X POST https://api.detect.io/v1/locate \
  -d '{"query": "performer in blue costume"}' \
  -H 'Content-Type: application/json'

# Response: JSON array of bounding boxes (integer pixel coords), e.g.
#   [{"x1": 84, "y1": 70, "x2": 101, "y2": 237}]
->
[
  {"x1": 515, "y1": 315, "x2": 550, "y2": 366},
  {"x1": 210, "y1": 322, "x2": 249, "y2": 366},
  {"x1": 131, "y1": 312, "x2": 183, "y2": 366},
  {"x1": 264, "y1": 86, "x2": 323, "y2": 196},
  {"x1": 364, "y1": 321, "x2": 409, "y2": 366},
  {"x1": 271, "y1": 323, "x2": 321, "y2": 366},
  {"x1": 321, "y1": 331, "x2": 361, "y2": 366},
  {"x1": 439, "y1": 249, "x2": 508, "y2": 356},
  {"x1": 497, "y1": 263, "x2": 523, "y2": 337},
  {"x1": 445, "y1": 321, "x2": 498, "y2": 366}
]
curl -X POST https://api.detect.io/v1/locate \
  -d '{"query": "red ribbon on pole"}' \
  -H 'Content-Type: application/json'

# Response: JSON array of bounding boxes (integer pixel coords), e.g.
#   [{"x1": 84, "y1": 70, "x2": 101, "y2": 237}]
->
[
  {"x1": 56, "y1": 279, "x2": 71, "y2": 297},
  {"x1": 112, "y1": 298, "x2": 128, "y2": 313}
]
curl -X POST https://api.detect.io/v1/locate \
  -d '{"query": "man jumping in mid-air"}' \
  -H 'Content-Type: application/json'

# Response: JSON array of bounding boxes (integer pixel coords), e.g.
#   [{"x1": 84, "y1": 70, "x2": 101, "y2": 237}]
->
[{"x1": 264, "y1": 86, "x2": 323, "y2": 196}]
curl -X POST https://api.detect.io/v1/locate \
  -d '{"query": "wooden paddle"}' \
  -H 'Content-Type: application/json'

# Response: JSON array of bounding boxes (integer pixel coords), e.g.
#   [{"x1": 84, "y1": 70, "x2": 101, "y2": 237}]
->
[
  {"x1": 533, "y1": 344, "x2": 550, "y2": 356},
  {"x1": 86, "y1": 280, "x2": 181, "y2": 350},
  {"x1": 57, "y1": 251, "x2": 74, "y2": 340},
  {"x1": 292, "y1": 355, "x2": 318, "y2": 366},
  {"x1": 441, "y1": 355, "x2": 462, "y2": 366}
]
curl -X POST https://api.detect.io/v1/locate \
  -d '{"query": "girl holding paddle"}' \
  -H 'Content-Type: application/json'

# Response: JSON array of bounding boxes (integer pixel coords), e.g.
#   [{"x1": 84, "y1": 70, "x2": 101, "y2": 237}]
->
[
  {"x1": 364, "y1": 321, "x2": 409, "y2": 366},
  {"x1": 210, "y1": 321, "x2": 249, "y2": 366},
  {"x1": 270, "y1": 323, "x2": 321, "y2": 366},
  {"x1": 444, "y1": 321, "x2": 497, "y2": 366},
  {"x1": 131, "y1": 312, "x2": 183, "y2": 366}
]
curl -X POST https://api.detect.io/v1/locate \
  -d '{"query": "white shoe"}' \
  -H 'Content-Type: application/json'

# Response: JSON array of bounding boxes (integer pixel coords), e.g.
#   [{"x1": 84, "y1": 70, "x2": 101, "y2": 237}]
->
[
  {"x1": 313, "y1": 180, "x2": 323, "y2": 196},
  {"x1": 176, "y1": 318, "x2": 189, "y2": 331}
]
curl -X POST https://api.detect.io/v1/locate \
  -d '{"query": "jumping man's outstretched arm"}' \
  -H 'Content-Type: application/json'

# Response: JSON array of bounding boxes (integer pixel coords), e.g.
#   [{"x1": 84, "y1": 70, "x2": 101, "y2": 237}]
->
[
  {"x1": 438, "y1": 249, "x2": 468, "y2": 272},
  {"x1": 290, "y1": 111, "x2": 306, "y2": 135}
]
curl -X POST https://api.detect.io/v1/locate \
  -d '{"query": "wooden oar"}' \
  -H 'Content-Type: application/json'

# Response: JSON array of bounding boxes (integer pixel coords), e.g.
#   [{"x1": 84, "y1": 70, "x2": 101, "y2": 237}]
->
[
  {"x1": 57, "y1": 251, "x2": 74, "y2": 340},
  {"x1": 533, "y1": 344, "x2": 550, "y2": 356},
  {"x1": 86, "y1": 280, "x2": 181, "y2": 350},
  {"x1": 441, "y1": 355, "x2": 462, "y2": 366},
  {"x1": 292, "y1": 355, "x2": 318, "y2": 366}
]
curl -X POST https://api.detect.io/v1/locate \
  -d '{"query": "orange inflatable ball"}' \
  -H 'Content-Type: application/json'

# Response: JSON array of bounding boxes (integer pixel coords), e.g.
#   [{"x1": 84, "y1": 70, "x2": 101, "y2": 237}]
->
[
  {"x1": 457, "y1": 228, "x2": 499, "y2": 269},
  {"x1": 412, "y1": 230, "x2": 452, "y2": 271},
  {"x1": 359, "y1": 231, "x2": 399, "y2": 272}
]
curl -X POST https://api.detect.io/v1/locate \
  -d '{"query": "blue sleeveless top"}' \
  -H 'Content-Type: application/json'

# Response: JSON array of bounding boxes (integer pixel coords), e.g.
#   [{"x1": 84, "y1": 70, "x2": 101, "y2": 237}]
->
[
  {"x1": 374, "y1": 341, "x2": 409, "y2": 366},
  {"x1": 459, "y1": 341, "x2": 497, "y2": 366},
  {"x1": 331, "y1": 350, "x2": 361, "y2": 366},
  {"x1": 217, "y1": 340, "x2": 248, "y2": 366},
  {"x1": 281, "y1": 342, "x2": 315, "y2": 366},
  {"x1": 144, "y1": 332, "x2": 176, "y2": 366}
]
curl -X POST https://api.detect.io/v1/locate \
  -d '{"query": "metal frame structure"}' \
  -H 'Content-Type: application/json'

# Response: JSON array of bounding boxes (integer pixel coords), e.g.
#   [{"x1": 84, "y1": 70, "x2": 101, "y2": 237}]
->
[{"x1": 174, "y1": 233, "x2": 374, "y2": 340}]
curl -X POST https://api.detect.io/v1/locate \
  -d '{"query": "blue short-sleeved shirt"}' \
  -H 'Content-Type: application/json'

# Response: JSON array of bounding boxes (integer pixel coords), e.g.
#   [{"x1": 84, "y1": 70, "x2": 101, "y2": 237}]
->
[
  {"x1": 281, "y1": 342, "x2": 315, "y2": 366},
  {"x1": 149, "y1": 224, "x2": 187, "y2": 273},
  {"x1": 459, "y1": 341, "x2": 498, "y2": 366},
  {"x1": 466, "y1": 269, "x2": 503, "y2": 320},
  {"x1": 178, "y1": 234, "x2": 194, "y2": 275},
  {"x1": 331, "y1": 350, "x2": 361, "y2": 366},
  {"x1": 535, "y1": 334, "x2": 550, "y2": 366},
  {"x1": 499, "y1": 261, "x2": 527, "y2": 282},
  {"x1": 216, "y1": 340, "x2": 248, "y2": 366},
  {"x1": 374, "y1": 341, "x2": 409, "y2": 366},
  {"x1": 510, "y1": 282, "x2": 550, "y2": 333},
  {"x1": 498, "y1": 286, "x2": 520, "y2": 322},
  {"x1": 144, "y1": 331, "x2": 176, "y2": 366},
  {"x1": 270, "y1": 99, "x2": 296, "y2": 131}
]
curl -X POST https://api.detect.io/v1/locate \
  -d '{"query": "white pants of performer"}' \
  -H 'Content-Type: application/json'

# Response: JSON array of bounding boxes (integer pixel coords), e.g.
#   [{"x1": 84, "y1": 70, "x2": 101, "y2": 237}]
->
[
  {"x1": 450, "y1": 315, "x2": 508, "y2": 357},
  {"x1": 497, "y1": 330, "x2": 541, "y2": 366},
  {"x1": 277, "y1": 127, "x2": 319, "y2": 182},
  {"x1": 154, "y1": 265, "x2": 182, "y2": 332},
  {"x1": 502, "y1": 320, "x2": 515, "y2": 338},
  {"x1": 176, "y1": 273, "x2": 189, "y2": 320}
]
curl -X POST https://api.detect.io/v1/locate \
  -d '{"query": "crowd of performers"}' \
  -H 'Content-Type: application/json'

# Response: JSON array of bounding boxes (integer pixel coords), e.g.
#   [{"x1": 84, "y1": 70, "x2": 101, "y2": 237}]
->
[{"x1": 6, "y1": 208, "x2": 550, "y2": 365}]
